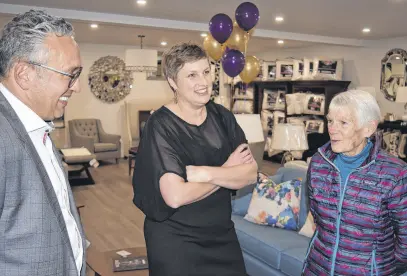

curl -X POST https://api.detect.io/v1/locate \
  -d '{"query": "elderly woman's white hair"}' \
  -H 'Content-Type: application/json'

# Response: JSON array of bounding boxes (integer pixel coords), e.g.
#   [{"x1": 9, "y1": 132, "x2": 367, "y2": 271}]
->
[{"x1": 329, "y1": 90, "x2": 381, "y2": 128}]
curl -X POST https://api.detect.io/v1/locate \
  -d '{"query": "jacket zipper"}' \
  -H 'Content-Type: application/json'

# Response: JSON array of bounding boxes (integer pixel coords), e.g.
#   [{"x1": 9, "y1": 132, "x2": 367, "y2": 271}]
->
[
  {"x1": 318, "y1": 149, "x2": 375, "y2": 276},
  {"x1": 371, "y1": 248, "x2": 377, "y2": 276},
  {"x1": 303, "y1": 230, "x2": 319, "y2": 273}
]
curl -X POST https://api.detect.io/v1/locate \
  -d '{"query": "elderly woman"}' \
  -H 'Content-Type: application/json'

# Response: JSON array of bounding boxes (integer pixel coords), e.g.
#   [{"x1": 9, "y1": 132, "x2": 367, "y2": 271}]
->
[
  {"x1": 132, "y1": 43, "x2": 258, "y2": 276},
  {"x1": 303, "y1": 90, "x2": 407, "y2": 275}
]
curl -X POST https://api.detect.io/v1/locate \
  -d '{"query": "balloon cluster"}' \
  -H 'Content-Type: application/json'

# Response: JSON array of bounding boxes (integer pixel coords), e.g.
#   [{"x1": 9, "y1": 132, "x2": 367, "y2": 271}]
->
[{"x1": 204, "y1": 2, "x2": 260, "y2": 84}]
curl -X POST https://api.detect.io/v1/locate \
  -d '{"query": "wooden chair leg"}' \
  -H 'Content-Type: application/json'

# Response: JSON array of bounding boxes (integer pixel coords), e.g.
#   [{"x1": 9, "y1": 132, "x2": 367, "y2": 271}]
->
[{"x1": 128, "y1": 157, "x2": 132, "y2": 175}]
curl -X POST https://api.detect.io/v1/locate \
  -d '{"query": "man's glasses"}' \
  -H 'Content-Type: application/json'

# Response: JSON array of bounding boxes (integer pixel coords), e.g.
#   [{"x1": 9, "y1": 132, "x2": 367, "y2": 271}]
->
[{"x1": 28, "y1": 61, "x2": 82, "y2": 88}]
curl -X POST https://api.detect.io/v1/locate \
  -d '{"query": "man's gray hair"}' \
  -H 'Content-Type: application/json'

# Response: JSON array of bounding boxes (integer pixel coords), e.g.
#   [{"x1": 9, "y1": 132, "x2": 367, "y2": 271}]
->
[
  {"x1": 329, "y1": 89, "x2": 381, "y2": 128},
  {"x1": 0, "y1": 9, "x2": 74, "y2": 79}
]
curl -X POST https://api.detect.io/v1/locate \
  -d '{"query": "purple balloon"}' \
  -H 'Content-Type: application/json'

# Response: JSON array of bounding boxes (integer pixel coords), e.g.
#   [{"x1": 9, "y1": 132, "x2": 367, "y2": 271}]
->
[
  {"x1": 235, "y1": 2, "x2": 260, "y2": 32},
  {"x1": 209, "y1": 13, "x2": 233, "y2": 44},
  {"x1": 222, "y1": 49, "x2": 245, "y2": 78}
]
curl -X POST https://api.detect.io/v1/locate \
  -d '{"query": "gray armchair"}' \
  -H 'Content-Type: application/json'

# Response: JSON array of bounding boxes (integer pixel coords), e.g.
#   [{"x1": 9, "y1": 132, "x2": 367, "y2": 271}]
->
[{"x1": 69, "y1": 119, "x2": 121, "y2": 163}]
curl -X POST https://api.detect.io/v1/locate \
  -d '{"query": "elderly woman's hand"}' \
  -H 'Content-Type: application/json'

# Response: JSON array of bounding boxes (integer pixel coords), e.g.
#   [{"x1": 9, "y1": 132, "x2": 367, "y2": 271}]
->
[{"x1": 223, "y1": 143, "x2": 254, "y2": 167}]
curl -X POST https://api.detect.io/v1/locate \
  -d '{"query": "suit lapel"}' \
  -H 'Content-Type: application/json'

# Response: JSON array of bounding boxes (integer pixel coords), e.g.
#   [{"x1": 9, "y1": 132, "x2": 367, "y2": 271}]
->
[{"x1": 0, "y1": 91, "x2": 77, "y2": 265}]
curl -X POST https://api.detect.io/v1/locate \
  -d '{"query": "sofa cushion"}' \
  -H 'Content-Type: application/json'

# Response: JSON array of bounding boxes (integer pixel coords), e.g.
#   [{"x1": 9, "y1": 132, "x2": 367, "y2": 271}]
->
[
  {"x1": 94, "y1": 143, "x2": 117, "y2": 153},
  {"x1": 232, "y1": 193, "x2": 252, "y2": 216},
  {"x1": 280, "y1": 246, "x2": 309, "y2": 276},
  {"x1": 232, "y1": 215, "x2": 309, "y2": 271},
  {"x1": 242, "y1": 251, "x2": 286, "y2": 276}
]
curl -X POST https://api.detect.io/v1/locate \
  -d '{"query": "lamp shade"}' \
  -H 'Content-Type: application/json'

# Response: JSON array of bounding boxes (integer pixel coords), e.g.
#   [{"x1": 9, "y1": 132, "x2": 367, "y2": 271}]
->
[
  {"x1": 396, "y1": 87, "x2": 407, "y2": 103},
  {"x1": 234, "y1": 114, "x2": 264, "y2": 143},
  {"x1": 125, "y1": 49, "x2": 157, "y2": 72},
  {"x1": 271, "y1": 124, "x2": 308, "y2": 151}
]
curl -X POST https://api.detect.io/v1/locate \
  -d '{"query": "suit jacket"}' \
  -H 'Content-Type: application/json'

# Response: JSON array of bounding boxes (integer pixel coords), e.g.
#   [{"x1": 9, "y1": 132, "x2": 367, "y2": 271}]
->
[{"x1": 0, "y1": 91, "x2": 86, "y2": 276}]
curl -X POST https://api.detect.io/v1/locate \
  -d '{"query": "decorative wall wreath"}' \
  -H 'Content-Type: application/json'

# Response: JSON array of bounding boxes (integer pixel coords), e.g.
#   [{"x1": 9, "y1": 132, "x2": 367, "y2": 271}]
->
[{"x1": 88, "y1": 56, "x2": 134, "y2": 103}]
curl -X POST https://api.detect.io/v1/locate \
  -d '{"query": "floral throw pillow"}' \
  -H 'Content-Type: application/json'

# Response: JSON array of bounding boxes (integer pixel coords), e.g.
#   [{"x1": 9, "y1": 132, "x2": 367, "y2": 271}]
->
[{"x1": 244, "y1": 176, "x2": 302, "y2": 231}]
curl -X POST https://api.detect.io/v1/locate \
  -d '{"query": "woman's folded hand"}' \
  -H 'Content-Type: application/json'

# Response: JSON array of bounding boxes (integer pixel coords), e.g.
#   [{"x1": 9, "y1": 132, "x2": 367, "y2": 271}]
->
[{"x1": 223, "y1": 143, "x2": 254, "y2": 167}]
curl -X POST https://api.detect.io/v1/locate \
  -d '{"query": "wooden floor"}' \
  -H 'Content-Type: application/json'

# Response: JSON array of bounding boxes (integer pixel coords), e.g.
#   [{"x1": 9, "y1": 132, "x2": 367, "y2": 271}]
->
[{"x1": 72, "y1": 159, "x2": 280, "y2": 274}]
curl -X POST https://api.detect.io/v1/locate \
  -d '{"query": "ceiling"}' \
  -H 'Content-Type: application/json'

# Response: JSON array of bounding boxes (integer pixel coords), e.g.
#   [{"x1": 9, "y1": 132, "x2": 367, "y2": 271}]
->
[
  {"x1": 0, "y1": 0, "x2": 406, "y2": 52},
  {"x1": 0, "y1": 14, "x2": 313, "y2": 54}
]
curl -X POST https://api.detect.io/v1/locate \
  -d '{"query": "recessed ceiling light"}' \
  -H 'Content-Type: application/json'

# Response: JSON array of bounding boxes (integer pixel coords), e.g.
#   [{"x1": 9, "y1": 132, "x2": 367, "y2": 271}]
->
[
  {"x1": 362, "y1": 28, "x2": 371, "y2": 33},
  {"x1": 90, "y1": 24, "x2": 98, "y2": 29},
  {"x1": 161, "y1": 41, "x2": 167, "y2": 46},
  {"x1": 275, "y1": 16, "x2": 284, "y2": 22},
  {"x1": 277, "y1": 40, "x2": 284, "y2": 44},
  {"x1": 137, "y1": 0, "x2": 147, "y2": 5},
  {"x1": 201, "y1": 33, "x2": 208, "y2": 37},
  {"x1": 396, "y1": 56, "x2": 401, "y2": 59}
]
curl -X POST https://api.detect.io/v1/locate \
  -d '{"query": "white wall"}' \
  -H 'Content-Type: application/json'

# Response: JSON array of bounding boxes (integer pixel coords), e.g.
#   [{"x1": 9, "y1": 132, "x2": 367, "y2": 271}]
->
[
  {"x1": 257, "y1": 37, "x2": 407, "y2": 118},
  {"x1": 62, "y1": 43, "x2": 174, "y2": 153}
]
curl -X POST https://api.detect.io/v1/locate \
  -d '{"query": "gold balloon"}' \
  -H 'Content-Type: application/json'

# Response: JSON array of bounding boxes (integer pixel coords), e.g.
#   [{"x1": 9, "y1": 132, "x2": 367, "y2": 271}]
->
[
  {"x1": 225, "y1": 23, "x2": 249, "y2": 53},
  {"x1": 239, "y1": 56, "x2": 260, "y2": 84},
  {"x1": 203, "y1": 34, "x2": 225, "y2": 61}
]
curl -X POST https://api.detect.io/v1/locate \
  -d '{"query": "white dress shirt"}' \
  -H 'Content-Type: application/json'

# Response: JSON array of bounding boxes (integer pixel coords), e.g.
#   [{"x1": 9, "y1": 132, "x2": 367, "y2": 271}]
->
[{"x1": 0, "y1": 83, "x2": 83, "y2": 275}]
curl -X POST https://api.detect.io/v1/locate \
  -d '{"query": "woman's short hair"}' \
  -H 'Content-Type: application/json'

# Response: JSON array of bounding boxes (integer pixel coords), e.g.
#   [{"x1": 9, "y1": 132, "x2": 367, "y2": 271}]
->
[
  {"x1": 162, "y1": 42, "x2": 208, "y2": 83},
  {"x1": 329, "y1": 89, "x2": 381, "y2": 128}
]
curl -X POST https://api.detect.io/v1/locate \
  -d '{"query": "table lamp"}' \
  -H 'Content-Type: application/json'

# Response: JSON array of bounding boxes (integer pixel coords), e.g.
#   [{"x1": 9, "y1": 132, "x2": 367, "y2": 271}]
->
[
  {"x1": 234, "y1": 114, "x2": 265, "y2": 167},
  {"x1": 271, "y1": 124, "x2": 309, "y2": 165}
]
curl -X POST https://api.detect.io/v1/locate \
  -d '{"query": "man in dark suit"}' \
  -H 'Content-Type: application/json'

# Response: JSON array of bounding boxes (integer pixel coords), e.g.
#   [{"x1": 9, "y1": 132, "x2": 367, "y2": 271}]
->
[{"x1": 0, "y1": 10, "x2": 86, "y2": 276}]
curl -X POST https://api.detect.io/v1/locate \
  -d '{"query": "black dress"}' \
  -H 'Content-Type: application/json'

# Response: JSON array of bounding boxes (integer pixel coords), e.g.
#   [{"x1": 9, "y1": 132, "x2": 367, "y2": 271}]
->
[{"x1": 132, "y1": 101, "x2": 248, "y2": 276}]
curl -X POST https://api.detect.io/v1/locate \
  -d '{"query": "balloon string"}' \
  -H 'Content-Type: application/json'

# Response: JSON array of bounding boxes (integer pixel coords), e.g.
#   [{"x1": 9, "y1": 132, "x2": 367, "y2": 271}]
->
[
  {"x1": 242, "y1": 81, "x2": 246, "y2": 113},
  {"x1": 244, "y1": 32, "x2": 249, "y2": 57},
  {"x1": 231, "y1": 77, "x2": 235, "y2": 111}
]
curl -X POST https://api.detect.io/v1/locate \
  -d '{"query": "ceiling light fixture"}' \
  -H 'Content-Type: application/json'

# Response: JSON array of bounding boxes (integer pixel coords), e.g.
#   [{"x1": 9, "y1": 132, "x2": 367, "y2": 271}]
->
[
  {"x1": 362, "y1": 28, "x2": 371, "y2": 33},
  {"x1": 137, "y1": 0, "x2": 147, "y2": 5},
  {"x1": 278, "y1": 40, "x2": 284, "y2": 44},
  {"x1": 275, "y1": 16, "x2": 284, "y2": 22},
  {"x1": 161, "y1": 41, "x2": 168, "y2": 46},
  {"x1": 201, "y1": 33, "x2": 208, "y2": 37},
  {"x1": 90, "y1": 24, "x2": 98, "y2": 29}
]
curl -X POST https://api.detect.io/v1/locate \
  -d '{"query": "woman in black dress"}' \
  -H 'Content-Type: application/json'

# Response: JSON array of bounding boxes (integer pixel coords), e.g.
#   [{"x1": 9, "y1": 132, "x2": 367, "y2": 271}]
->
[{"x1": 132, "y1": 43, "x2": 258, "y2": 276}]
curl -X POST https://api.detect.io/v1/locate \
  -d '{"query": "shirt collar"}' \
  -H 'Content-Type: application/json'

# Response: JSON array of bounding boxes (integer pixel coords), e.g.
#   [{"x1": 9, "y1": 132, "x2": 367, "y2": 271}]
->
[{"x1": 0, "y1": 83, "x2": 53, "y2": 133}]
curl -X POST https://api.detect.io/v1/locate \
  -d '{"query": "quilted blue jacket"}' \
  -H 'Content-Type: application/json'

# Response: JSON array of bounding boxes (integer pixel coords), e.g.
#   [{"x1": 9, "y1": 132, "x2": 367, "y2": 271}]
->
[{"x1": 303, "y1": 133, "x2": 407, "y2": 276}]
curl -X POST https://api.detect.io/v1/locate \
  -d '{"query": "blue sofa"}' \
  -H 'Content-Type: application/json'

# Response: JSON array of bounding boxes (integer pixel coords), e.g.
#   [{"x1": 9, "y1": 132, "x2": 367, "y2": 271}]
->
[{"x1": 232, "y1": 166, "x2": 310, "y2": 276}]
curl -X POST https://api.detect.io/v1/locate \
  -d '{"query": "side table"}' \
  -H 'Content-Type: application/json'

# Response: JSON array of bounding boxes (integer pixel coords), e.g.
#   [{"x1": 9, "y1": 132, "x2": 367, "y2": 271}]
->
[{"x1": 60, "y1": 148, "x2": 96, "y2": 186}]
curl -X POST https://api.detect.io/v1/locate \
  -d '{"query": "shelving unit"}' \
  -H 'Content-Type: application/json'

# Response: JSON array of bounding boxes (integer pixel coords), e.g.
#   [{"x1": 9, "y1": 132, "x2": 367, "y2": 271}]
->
[
  {"x1": 251, "y1": 80, "x2": 350, "y2": 117},
  {"x1": 242, "y1": 80, "x2": 351, "y2": 162}
]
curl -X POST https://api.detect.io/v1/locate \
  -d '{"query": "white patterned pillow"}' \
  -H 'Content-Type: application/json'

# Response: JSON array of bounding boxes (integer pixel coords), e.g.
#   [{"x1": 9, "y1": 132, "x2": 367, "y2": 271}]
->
[
  {"x1": 262, "y1": 89, "x2": 286, "y2": 111},
  {"x1": 298, "y1": 211, "x2": 316, "y2": 238}
]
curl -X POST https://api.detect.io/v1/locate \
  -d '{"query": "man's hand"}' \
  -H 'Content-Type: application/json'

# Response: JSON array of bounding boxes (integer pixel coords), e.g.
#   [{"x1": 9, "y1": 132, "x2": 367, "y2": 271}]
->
[
  {"x1": 186, "y1": 166, "x2": 211, "y2": 183},
  {"x1": 223, "y1": 143, "x2": 254, "y2": 167}
]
